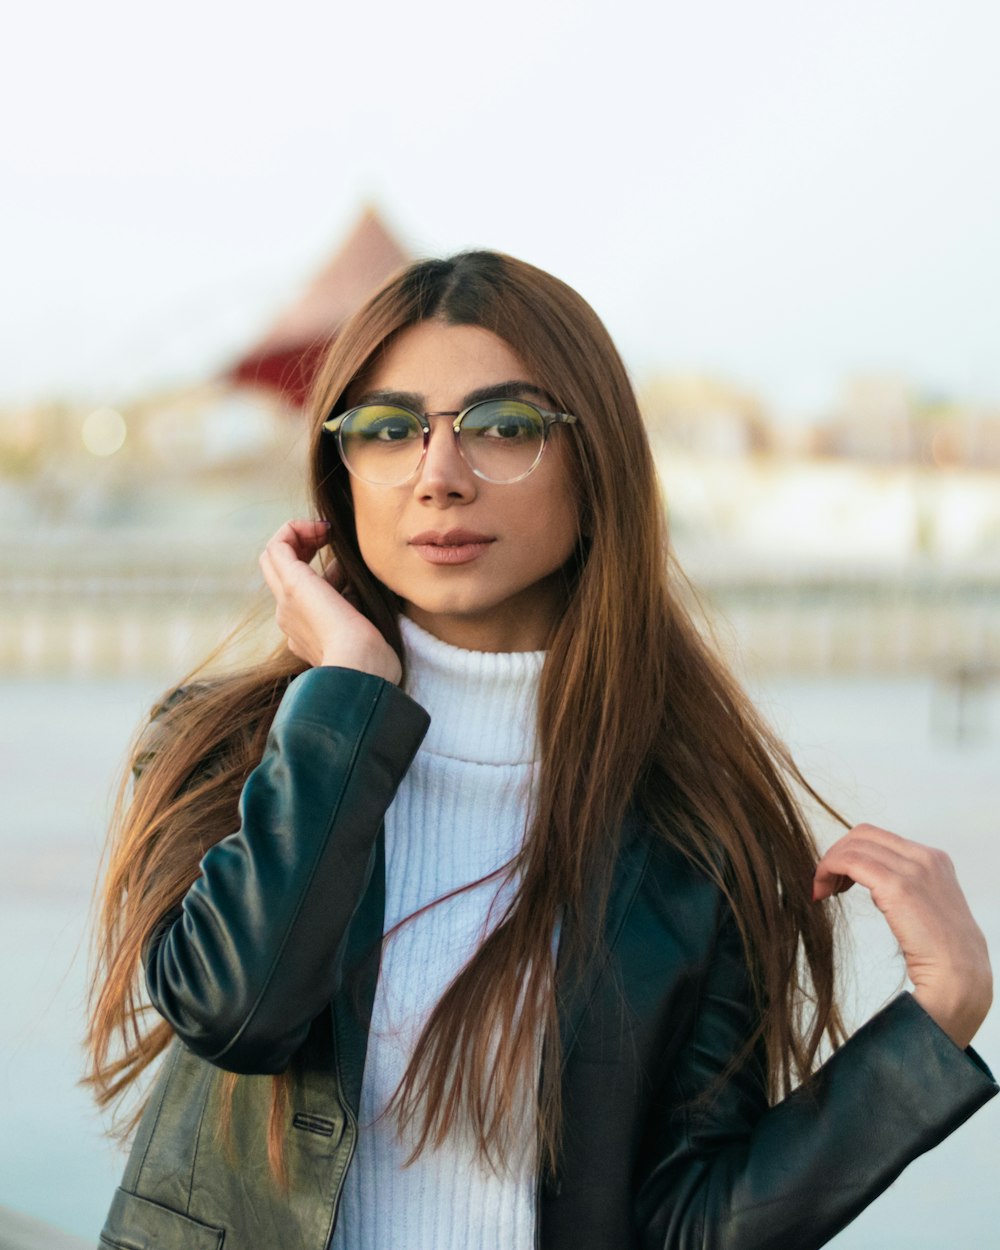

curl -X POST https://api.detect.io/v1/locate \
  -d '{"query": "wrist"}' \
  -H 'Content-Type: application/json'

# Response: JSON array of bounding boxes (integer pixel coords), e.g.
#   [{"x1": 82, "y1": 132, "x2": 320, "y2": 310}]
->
[
  {"x1": 914, "y1": 979, "x2": 993, "y2": 1050},
  {"x1": 319, "y1": 646, "x2": 401, "y2": 685}
]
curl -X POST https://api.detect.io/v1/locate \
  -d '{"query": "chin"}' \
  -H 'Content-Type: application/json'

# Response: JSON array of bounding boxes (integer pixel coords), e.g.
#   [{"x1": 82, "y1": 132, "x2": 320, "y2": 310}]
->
[{"x1": 406, "y1": 595, "x2": 498, "y2": 622}]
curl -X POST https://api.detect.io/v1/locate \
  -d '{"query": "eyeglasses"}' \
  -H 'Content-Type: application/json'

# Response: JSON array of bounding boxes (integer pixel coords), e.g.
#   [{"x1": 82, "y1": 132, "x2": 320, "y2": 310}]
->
[{"x1": 322, "y1": 398, "x2": 579, "y2": 486}]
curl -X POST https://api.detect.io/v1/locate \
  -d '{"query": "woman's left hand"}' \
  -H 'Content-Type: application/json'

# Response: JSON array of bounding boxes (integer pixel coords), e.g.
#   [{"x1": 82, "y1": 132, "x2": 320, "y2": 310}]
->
[{"x1": 813, "y1": 823, "x2": 993, "y2": 1049}]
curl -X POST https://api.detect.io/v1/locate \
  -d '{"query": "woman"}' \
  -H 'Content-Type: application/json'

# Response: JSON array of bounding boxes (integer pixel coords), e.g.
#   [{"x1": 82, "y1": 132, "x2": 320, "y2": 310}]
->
[{"x1": 86, "y1": 251, "x2": 995, "y2": 1249}]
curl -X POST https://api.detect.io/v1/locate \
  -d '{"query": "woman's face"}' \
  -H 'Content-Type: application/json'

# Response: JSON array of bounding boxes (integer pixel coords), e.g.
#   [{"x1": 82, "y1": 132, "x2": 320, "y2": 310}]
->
[{"x1": 346, "y1": 319, "x2": 581, "y2": 652}]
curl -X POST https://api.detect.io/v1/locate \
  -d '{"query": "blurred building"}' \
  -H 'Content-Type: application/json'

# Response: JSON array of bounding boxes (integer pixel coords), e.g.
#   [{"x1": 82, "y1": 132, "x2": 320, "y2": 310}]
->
[
  {"x1": 0, "y1": 206, "x2": 411, "y2": 530},
  {"x1": 639, "y1": 373, "x2": 774, "y2": 458},
  {"x1": 226, "y1": 205, "x2": 410, "y2": 411},
  {"x1": 810, "y1": 375, "x2": 1000, "y2": 471}
]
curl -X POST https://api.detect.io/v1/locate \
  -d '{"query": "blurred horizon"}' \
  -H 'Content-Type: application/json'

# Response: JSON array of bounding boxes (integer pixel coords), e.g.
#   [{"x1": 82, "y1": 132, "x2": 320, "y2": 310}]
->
[{"x1": 2, "y1": 199, "x2": 999, "y2": 680}]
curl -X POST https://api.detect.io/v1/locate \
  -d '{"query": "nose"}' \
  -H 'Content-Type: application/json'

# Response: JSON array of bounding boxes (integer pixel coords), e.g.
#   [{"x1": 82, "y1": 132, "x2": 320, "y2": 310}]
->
[{"x1": 413, "y1": 415, "x2": 477, "y2": 505}]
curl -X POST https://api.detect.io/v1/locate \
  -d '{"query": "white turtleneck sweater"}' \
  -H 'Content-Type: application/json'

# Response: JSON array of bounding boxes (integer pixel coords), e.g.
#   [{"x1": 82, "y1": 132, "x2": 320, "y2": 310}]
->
[{"x1": 330, "y1": 615, "x2": 547, "y2": 1250}]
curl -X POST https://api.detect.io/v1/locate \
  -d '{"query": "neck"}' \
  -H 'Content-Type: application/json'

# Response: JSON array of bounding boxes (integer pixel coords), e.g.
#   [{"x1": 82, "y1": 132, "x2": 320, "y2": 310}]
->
[
  {"x1": 398, "y1": 614, "x2": 545, "y2": 764},
  {"x1": 401, "y1": 576, "x2": 564, "y2": 652}
]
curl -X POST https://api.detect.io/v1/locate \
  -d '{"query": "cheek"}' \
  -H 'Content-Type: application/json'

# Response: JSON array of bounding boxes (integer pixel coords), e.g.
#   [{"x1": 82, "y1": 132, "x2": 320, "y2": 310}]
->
[
  {"x1": 553, "y1": 500, "x2": 583, "y2": 564},
  {"x1": 537, "y1": 465, "x2": 582, "y2": 555},
  {"x1": 508, "y1": 484, "x2": 580, "y2": 579},
  {"x1": 349, "y1": 485, "x2": 394, "y2": 575}
]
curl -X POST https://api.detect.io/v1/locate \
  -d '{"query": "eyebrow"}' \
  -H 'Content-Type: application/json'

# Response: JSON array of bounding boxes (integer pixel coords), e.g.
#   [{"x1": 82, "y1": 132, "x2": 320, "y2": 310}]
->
[{"x1": 351, "y1": 380, "x2": 559, "y2": 410}]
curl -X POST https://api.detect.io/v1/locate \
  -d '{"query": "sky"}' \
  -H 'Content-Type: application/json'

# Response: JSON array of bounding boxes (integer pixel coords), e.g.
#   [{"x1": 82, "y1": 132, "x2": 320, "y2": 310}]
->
[{"x1": 4, "y1": 0, "x2": 1000, "y2": 419}]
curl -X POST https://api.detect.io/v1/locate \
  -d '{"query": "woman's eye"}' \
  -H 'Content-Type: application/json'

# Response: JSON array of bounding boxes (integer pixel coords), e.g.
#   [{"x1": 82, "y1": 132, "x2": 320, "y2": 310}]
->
[
  {"x1": 479, "y1": 420, "x2": 532, "y2": 440},
  {"x1": 369, "y1": 420, "x2": 416, "y2": 442}
]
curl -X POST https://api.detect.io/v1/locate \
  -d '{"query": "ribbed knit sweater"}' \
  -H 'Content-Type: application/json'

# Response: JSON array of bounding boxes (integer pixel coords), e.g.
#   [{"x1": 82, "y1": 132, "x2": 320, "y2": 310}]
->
[{"x1": 330, "y1": 615, "x2": 546, "y2": 1250}]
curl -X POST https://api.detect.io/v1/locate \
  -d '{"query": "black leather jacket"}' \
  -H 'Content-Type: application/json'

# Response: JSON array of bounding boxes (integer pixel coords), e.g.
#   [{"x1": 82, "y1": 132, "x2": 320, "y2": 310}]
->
[{"x1": 100, "y1": 666, "x2": 997, "y2": 1250}]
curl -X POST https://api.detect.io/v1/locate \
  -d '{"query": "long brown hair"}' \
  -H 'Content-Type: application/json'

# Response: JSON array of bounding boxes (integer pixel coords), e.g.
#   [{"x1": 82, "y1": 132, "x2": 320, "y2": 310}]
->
[{"x1": 85, "y1": 250, "x2": 846, "y2": 1185}]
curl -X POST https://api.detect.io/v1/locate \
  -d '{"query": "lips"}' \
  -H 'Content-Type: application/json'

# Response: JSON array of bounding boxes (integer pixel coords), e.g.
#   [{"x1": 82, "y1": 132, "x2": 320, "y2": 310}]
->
[
  {"x1": 408, "y1": 529, "x2": 496, "y2": 566},
  {"x1": 409, "y1": 529, "x2": 495, "y2": 547}
]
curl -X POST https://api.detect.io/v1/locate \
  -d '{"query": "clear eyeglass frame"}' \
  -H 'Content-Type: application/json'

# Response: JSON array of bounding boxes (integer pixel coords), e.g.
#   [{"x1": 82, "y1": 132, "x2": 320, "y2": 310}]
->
[{"x1": 321, "y1": 398, "x2": 579, "y2": 486}]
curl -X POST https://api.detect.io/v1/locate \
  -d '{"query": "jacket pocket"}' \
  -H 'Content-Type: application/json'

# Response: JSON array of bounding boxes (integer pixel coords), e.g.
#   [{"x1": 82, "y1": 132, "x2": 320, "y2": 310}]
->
[{"x1": 99, "y1": 1187, "x2": 224, "y2": 1250}]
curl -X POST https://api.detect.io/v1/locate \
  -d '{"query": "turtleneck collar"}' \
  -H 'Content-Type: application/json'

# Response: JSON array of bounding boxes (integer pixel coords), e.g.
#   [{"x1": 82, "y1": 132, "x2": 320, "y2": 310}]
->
[{"x1": 398, "y1": 615, "x2": 545, "y2": 766}]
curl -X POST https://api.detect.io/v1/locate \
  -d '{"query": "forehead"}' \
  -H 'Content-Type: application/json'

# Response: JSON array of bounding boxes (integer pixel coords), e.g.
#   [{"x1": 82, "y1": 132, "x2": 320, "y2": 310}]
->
[{"x1": 363, "y1": 321, "x2": 536, "y2": 403}]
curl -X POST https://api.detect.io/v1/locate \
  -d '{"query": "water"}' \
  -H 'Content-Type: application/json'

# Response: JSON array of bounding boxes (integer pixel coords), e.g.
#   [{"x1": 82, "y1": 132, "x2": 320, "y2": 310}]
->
[{"x1": 0, "y1": 674, "x2": 997, "y2": 1245}]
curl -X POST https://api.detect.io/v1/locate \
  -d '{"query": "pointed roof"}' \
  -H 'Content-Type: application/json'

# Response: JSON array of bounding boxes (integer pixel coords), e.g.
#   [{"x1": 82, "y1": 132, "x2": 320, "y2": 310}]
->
[{"x1": 227, "y1": 206, "x2": 410, "y2": 407}]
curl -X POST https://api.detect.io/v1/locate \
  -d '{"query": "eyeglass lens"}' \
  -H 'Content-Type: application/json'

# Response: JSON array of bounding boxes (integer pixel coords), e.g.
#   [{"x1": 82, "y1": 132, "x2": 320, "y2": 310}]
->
[{"x1": 337, "y1": 400, "x2": 548, "y2": 485}]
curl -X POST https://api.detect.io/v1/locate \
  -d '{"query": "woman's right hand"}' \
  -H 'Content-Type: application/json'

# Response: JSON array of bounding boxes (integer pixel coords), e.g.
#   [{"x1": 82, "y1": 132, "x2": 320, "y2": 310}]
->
[
  {"x1": 259, "y1": 520, "x2": 402, "y2": 684},
  {"x1": 814, "y1": 823, "x2": 992, "y2": 1049}
]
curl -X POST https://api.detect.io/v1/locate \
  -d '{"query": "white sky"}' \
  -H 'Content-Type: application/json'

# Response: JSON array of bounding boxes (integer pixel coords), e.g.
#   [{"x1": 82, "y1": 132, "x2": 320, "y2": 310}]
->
[{"x1": 3, "y1": 0, "x2": 999, "y2": 418}]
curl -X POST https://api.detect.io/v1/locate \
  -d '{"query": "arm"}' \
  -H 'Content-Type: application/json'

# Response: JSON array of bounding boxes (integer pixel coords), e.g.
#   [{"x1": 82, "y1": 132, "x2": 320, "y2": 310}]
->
[
  {"x1": 144, "y1": 665, "x2": 428, "y2": 1074},
  {"x1": 634, "y1": 905, "x2": 997, "y2": 1250}
]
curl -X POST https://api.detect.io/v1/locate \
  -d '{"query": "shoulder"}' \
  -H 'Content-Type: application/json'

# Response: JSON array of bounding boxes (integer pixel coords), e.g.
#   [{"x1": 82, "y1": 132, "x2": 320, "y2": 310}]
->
[
  {"x1": 625, "y1": 810, "x2": 732, "y2": 959},
  {"x1": 132, "y1": 684, "x2": 197, "y2": 779},
  {"x1": 628, "y1": 805, "x2": 729, "y2": 903},
  {"x1": 132, "y1": 682, "x2": 215, "y2": 780},
  {"x1": 132, "y1": 676, "x2": 275, "y2": 787}
]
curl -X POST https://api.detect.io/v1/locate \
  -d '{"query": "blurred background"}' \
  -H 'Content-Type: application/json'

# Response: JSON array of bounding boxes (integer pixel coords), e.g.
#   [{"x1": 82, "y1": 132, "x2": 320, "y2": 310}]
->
[{"x1": 1, "y1": 0, "x2": 997, "y2": 1244}]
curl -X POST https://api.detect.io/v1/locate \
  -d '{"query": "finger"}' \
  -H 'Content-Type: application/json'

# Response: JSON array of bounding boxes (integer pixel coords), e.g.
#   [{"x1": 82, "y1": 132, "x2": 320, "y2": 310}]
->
[
  {"x1": 850, "y1": 827, "x2": 958, "y2": 885},
  {"x1": 259, "y1": 541, "x2": 314, "y2": 602},
  {"x1": 286, "y1": 518, "x2": 332, "y2": 554},
  {"x1": 260, "y1": 552, "x2": 304, "y2": 619},
  {"x1": 835, "y1": 824, "x2": 957, "y2": 878},
  {"x1": 821, "y1": 825, "x2": 950, "y2": 882},
  {"x1": 258, "y1": 547, "x2": 282, "y2": 600},
  {"x1": 813, "y1": 839, "x2": 926, "y2": 902},
  {"x1": 266, "y1": 538, "x2": 326, "y2": 584},
  {"x1": 269, "y1": 518, "x2": 330, "y2": 539},
  {"x1": 814, "y1": 836, "x2": 888, "y2": 900},
  {"x1": 267, "y1": 520, "x2": 331, "y2": 565},
  {"x1": 812, "y1": 872, "x2": 854, "y2": 902},
  {"x1": 840, "y1": 822, "x2": 916, "y2": 856}
]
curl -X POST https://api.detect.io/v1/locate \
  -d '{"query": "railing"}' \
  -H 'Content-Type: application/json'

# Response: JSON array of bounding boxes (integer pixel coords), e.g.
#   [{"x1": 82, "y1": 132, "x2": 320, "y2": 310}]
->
[{"x1": 2, "y1": 540, "x2": 999, "y2": 678}]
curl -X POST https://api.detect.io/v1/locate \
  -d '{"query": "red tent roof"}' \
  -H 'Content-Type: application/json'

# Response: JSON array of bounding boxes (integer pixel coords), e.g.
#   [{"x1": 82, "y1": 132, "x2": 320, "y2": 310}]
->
[{"x1": 227, "y1": 206, "x2": 410, "y2": 408}]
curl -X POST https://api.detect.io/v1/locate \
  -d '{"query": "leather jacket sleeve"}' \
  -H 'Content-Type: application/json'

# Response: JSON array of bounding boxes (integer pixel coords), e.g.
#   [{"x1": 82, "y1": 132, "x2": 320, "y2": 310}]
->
[
  {"x1": 632, "y1": 905, "x2": 998, "y2": 1250},
  {"x1": 142, "y1": 665, "x2": 429, "y2": 1076}
]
